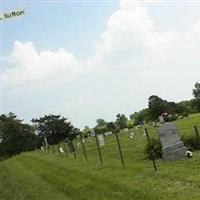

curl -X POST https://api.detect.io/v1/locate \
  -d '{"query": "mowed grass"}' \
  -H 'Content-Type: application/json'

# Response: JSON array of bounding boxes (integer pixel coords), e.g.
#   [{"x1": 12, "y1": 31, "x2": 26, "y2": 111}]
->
[{"x1": 0, "y1": 114, "x2": 200, "y2": 200}]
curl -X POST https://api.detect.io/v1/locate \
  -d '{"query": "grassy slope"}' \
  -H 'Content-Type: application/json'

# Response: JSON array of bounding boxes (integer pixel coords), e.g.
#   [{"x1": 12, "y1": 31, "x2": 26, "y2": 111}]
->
[{"x1": 0, "y1": 114, "x2": 200, "y2": 200}]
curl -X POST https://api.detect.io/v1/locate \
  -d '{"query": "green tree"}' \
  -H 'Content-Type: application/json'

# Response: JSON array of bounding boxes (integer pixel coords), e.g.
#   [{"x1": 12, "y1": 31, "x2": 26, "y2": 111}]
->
[
  {"x1": 148, "y1": 95, "x2": 167, "y2": 120},
  {"x1": 0, "y1": 113, "x2": 40, "y2": 157},
  {"x1": 32, "y1": 114, "x2": 75, "y2": 145},
  {"x1": 96, "y1": 119, "x2": 107, "y2": 127},
  {"x1": 115, "y1": 113, "x2": 128, "y2": 129},
  {"x1": 193, "y1": 82, "x2": 200, "y2": 111}
]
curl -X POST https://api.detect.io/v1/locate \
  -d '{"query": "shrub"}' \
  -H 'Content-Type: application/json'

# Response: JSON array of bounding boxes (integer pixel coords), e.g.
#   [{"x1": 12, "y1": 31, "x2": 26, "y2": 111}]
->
[
  {"x1": 182, "y1": 135, "x2": 200, "y2": 151},
  {"x1": 145, "y1": 138, "x2": 162, "y2": 160}
]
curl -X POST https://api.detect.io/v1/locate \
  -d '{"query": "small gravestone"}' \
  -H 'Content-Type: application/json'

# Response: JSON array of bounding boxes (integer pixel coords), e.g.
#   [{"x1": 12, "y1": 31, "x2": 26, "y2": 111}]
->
[
  {"x1": 157, "y1": 124, "x2": 187, "y2": 161},
  {"x1": 77, "y1": 142, "x2": 81, "y2": 148},
  {"x1": 90, "y1": 130, "x2": 96, "y2": 137},
  {"x1": 41, "y1": 146, "x2": 45, "y2": 152},
  {"x1": 129, "y1": 132, "x2": 134, "y2": 139},
  {"x1": 59, "y1": 147, "x2": 64, "y2": 153},
  {"x1": 104, "y1": 131, "x2": 112, "y2": 136},
  {"x1": 98, "y1": 134, "x2": 105, "y2": 147}
]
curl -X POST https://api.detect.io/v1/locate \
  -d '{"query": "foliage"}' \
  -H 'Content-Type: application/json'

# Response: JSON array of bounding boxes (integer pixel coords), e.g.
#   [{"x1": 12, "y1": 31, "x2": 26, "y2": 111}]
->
[
  {"x1": 193, "y1": 82, "x2": 200, "y2": 111},
  {"x1": 82, "y1": 126, "x2": 92, "y2": 137},
  {"x1": 130, "y1": 109, "x2": 151, "y2": 125},
  {"x1": 106, "y1": 122, "x2": 118, "y2": 132},
  {"x1": 96, "y1": 119, "x2": 107, "y2": 127},
  {"x1": 32, "y1": 114, "x2": 76, "y2": 145},
  {"x1": 148, "y1": 95, "x2": 168, "y2": 120},
  {"x1": 0, "y1": 113, "x2": 40, "y2": 157},
  {"x1": 182, "y1": 134, "x2": 200, "y2": 151},
  {"x1": 115, "y1": 113, "x2": 128, "y2": 129},
  {"x1": 94, "y1": 126, "x2": 107, "y2": 135},
  {"x1": 145, "y1": 138, "x2": 162, "y2": 160}
]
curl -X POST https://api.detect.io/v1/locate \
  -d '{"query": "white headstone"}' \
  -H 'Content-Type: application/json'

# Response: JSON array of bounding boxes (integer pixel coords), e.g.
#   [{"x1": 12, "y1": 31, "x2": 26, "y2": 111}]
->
[
  {"x1": 104, "y1": 131, "x2": 112, "y2": 136},
  {"x1": 98, "y1": 134, "x2": 105, "y2": 147},
  {"x1": 90, "y1": 130, "x2": 95, "y2": 137},
  {"x1": 59, "y1": 147, "x2": 64, "y2": 153},
  {"x1": 41, "y1": 146, "x2": 44, "y2": 152},
  {"x1": 77, "y1": 143, "x2": 81, "y2": 148}
]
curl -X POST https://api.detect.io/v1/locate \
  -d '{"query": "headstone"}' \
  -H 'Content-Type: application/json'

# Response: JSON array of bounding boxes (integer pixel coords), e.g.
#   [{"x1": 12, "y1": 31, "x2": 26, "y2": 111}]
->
[
  {"x1": 129, "y1": 132, "x2": 134, "y2": 139},
  {"x1": 77, "y1": 142, "x2": 81, "y2": 148},
  {"x1": 41, "y1": 146, "x2": 45, "y2": 152},
  {"x1": 98, "y1": 134, "x2": 105, "y2": 147},
  {"x1": 87, "y1": 137, "x2": 92, "y2": 143},
  {"x1": 157, "y1": 124, "x2": 187, "y2": 161},
  {"x1": 104, "y1": 131, "x2": 112, "y2": 136},
  {"x1": 44, "y1": 137, "x2": 48, "y2": 146},
  {"x1": 59, "y1": 147, "x2": 64, "y2": 153},
  {"x1": 90, "y1": 130, "x2": 96, "y2": 137},
  {"x1": 67, "y1": 141, "x2": 76, "y2": 152}
]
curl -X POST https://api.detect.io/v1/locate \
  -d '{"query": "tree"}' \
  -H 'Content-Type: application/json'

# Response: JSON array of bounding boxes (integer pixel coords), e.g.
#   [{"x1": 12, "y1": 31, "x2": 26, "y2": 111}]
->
[
  {"x1": 193, "y1": 82, "x2": 200, "y2": 111},
  {"x1": 130, "y1": 109, "x2": 151, "y2": 125},
  {"x1": 0, "y1": 113, "x2": 40, "y2": 157},
  {"x1": 32, "y1": 114, "x2": 75, "y2": 145},
  {"x1": 115, "y1": 113, "x2": 128, "y2": 129},
  {"x1": 96, "y1": 119, "x2": 107, "y2": 127},
  {"x1": 148, "y1": 95, "x2": 167, "y2": 120},
  {"x1": 107, "y1": 122, "x2": 118, "y2": 132}
]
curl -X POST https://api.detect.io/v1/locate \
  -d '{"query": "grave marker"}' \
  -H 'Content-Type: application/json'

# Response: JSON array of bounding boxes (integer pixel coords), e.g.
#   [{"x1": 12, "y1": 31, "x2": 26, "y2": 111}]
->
[
  {"x1": 97, "y1": 134, "x2": 105, "y2": 147},
  {"x1": 157, "y1": 124, "x2": 187, "y2": 161}
]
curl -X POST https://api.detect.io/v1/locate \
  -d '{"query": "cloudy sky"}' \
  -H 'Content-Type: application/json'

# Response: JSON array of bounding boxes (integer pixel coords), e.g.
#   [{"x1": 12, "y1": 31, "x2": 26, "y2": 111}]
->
[{"x1": 1, "y1": 0, "x2": 200, "y2": 128}]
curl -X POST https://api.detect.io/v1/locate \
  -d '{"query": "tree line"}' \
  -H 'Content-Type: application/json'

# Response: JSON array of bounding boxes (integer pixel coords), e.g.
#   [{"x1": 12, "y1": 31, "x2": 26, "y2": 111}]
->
[{"x1": 0, "y1": 82, "x2": 199, "y2": 158}]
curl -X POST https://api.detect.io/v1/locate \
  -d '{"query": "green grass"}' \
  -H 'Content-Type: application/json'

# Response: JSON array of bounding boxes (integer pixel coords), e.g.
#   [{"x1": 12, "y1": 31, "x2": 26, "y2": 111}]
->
[{"x1": 0, "y1": 114, "x2": 200, "y2": 200}]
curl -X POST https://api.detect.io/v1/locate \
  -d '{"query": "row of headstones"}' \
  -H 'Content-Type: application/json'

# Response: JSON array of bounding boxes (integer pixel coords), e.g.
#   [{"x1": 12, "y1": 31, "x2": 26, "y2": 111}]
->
[
  {"x1": 40, "y1": 124, "x2": 199, "y2": 172},
  {"x1": 40, "y1": 128, "x2": 146, "y2": 155},
  {"x1": 40, "y1": 130, "x2": 130, "y2": 166}
]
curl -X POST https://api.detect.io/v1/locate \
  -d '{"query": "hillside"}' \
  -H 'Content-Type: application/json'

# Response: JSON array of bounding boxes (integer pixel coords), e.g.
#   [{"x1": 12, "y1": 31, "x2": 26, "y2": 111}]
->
[{"x1": 1, "y1": 114, "x2": 200, "y2": 200}]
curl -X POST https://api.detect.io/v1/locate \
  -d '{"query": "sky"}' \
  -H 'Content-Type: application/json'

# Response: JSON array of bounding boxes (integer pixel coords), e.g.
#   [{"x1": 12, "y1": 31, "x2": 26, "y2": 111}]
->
[{"x1": 1, "y1": 0, "x2": 200, "y2": 129}]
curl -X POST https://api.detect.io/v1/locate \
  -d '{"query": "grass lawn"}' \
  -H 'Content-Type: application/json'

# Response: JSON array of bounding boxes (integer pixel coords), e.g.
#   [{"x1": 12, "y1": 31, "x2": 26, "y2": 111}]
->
[{"x1": 0, "y1": 113, "x2": 200, "y2": 200}]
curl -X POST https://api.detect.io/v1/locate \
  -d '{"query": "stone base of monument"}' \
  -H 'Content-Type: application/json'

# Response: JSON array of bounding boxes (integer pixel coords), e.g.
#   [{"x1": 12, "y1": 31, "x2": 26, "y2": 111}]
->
[{"x1": 162, "y1": 142, "x2": 187, "y2": 161}]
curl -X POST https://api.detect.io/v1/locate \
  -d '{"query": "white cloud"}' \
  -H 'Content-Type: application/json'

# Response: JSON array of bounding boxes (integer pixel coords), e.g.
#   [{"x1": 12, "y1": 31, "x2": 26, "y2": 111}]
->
[
  {"x1": 4, "y1": 40, "x2": 81, "y2": 88},
  {"x1": 3, "y1": 0, "x2": 200, "y2": 127}
]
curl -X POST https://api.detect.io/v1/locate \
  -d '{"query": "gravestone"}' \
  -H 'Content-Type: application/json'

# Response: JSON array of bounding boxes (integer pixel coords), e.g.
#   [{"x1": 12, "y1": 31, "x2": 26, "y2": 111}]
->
[
  {"x1": 157, "y1": 124, "x2": 187, "y2": 161},
  {"x1": 90, "y1": 130, "x2": 96, "y2": 137},
  {"x1": 97, "y1": 134, "x2": 105, "y2": 147},
  {"x1": 104, "y1": 131, "x2": 112, "y2": 136},
  {"x1": 41, "y1": 146, "x2": 45, "y2": 152},
  {"x1": 129, "y1": 132, "x2": 134, "y2": 139},
  {"x1": 59, "y1": 147, "x2": 64, "y2": 153}
]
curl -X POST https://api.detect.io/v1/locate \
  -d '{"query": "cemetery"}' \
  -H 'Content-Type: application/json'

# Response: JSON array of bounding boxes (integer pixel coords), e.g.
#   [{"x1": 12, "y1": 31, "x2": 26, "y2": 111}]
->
[
  {"x1": 0, "y1": 113, "x2": 200, "y2": 200},
  {"x1": 1, "y1": 0, "x2": 200, "y2": 199}
]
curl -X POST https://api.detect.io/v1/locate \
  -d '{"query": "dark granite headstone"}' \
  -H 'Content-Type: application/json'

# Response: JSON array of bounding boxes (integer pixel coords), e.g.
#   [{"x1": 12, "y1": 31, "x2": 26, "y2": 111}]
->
[{"x1": 157, "y1": 124, "x2": 187, "y2": 161}]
